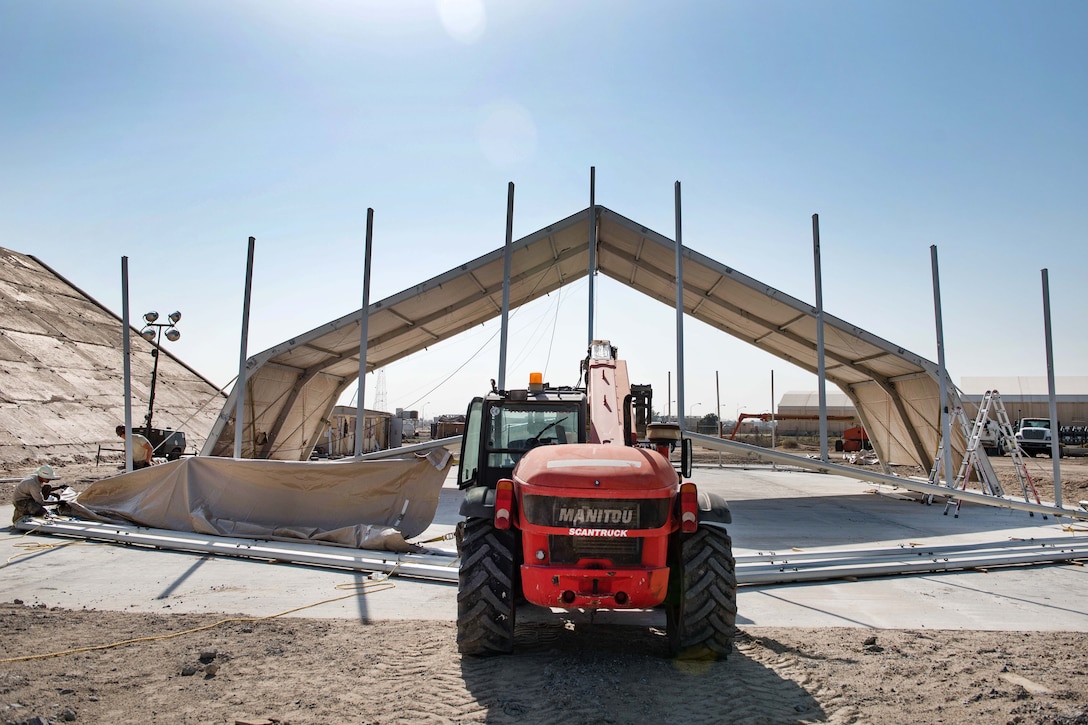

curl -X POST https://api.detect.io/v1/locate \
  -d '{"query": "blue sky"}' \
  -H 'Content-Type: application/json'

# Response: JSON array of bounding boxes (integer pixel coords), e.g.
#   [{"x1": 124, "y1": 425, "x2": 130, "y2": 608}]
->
[{"x1": 2, "y1": 1, "x2": 1085, "y2": 422}]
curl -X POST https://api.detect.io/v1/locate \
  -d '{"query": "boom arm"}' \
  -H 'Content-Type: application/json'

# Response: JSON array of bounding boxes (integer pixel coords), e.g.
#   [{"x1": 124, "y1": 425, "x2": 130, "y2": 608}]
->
[{"x1": 584, "y1": 340, "x2": 632, "y2": 445}]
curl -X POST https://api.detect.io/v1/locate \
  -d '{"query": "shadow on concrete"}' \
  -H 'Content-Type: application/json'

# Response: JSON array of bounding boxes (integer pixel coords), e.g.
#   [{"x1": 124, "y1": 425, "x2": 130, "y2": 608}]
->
[
  {"x1": 727, "y1": 492, "x2": 1053, "y2": 551},
  {"x1": 156, "y1": 554, "x2": 210, "y2": 599}
]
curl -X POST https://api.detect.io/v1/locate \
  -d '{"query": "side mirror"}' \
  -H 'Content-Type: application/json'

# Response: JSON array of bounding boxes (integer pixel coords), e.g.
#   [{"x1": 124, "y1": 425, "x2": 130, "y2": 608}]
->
[{"x1": 681, "y1": 437, "x2": 692, "y2": 479}]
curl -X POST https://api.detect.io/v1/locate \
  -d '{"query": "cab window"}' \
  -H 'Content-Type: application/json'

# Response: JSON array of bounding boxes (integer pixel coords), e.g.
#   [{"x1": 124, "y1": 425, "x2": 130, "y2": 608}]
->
[{"x1": 486, "y1": 404, "x2": 578, "y2": 470}]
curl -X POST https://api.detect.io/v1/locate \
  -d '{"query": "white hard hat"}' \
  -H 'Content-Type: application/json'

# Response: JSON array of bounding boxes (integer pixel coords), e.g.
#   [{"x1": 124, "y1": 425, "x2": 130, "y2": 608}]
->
[{"x1": 35, "y1": 464, "x2": 60, "y2": 480}]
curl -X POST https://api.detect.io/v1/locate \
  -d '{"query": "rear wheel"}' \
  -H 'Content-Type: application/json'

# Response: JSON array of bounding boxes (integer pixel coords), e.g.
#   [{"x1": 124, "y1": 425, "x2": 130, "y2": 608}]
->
[
  {"x1": 666, "y1": 525, "x2": 737, "y2": 660},
  {"x1": 456, "y1": 518, "x2": 517, "y2": 656}
]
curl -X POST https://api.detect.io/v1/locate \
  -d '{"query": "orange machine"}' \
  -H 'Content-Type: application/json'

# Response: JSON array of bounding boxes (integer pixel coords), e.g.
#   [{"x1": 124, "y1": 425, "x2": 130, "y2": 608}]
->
[{"x1": 728, "y1": 412, "x2": 856, "y2": 440}]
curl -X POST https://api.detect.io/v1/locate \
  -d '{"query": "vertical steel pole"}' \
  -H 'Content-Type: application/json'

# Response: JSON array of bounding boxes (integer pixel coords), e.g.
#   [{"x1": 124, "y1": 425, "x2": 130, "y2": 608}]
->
[
  {"x1": 1042, "y1": 269, "x2": 1062, "y2": 507},
  {"x1": 931, "y1": 245, "x2": 954, "y2": 487},
  {"x1": 715, "y1": 371, "x2": 721, "y2": 437},
  {"x1": 674, "y1": 181, "x2": 686, "y2": 432},
  {"x1": 143, "y1": 328, "x2": 161, "y2": 436},
  {"x1": 355, "y1": 209, "x2": 375, "y2": 457},
  {"x1": 812, "y1": 214, "x2": 828, "y2": 463},
  {"x1": 121, "y1": 257, "x2": 133, "y2": 472},
  {"x1": 498, "y1": 182, "x2": 514, "y2": 390},
  {"x1": 587, "y1": 166, "x2": 597, "y2": 347},
  {"x1": 771, "y1": 369, "x2": 777, "y2": 454},
  {"x1": 715, "y1": 370, "x2": 722, "y2": 466},
  {"x1": 667, "y1": 371, "x2": 671, "y2": 421},
  {"x1": 233, "y1": 237, "x2": 256, "y2": 459}
]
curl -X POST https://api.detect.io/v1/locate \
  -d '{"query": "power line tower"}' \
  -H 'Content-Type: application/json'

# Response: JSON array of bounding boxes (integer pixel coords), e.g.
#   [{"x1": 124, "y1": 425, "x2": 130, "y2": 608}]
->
[{"x1": 374, "y1": 368, "x2": 387, "y2": 411}]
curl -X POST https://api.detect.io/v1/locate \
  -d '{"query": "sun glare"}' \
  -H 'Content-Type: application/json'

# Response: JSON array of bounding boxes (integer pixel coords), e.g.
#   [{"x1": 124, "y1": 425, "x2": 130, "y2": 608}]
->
[{"x1": 436, "y1": 0, "x2": 486, "y2": 44}]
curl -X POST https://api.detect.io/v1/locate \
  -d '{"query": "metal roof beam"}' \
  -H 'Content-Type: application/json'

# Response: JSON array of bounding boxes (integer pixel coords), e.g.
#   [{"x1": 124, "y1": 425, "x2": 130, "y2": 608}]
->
[
  {"x1": 598, "y1": 239, "x2": 936, "y2": 467},
  {"x1": 598, "y1": 239, "x2": 884, "y2": 382},
  {"x1": 366, "y1": 244, "x2": 586, "y2": 350}
]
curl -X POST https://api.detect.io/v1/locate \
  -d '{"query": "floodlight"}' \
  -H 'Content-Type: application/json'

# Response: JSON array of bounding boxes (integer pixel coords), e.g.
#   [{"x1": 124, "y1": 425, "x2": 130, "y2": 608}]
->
[{"x1": 140, "y1": 304, "x2": 182, "y2": 444}]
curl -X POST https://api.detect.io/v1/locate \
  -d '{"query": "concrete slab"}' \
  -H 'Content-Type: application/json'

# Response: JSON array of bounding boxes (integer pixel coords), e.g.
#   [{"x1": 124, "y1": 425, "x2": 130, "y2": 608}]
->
[{"x1": 2, "y1": 465, "x2": 1087, "y2": 631}]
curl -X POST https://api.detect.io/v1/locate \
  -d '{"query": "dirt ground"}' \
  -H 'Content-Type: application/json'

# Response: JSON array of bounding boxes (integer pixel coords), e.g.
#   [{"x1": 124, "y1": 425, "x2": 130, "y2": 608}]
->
[
  {"x1": 1, "y1": 605, "x2": 1086, "y2": 725},
  {"x1": 2, "y1": 456, "x2": 1087, "y2": 725},
  {"x1": 986, "y1": 454, "x2": 1088, "y2": 509}
]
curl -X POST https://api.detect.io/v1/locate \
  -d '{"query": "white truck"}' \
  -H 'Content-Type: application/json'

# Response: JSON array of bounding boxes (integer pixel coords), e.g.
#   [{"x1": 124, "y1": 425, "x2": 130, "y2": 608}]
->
[
  {"x1": 977, "y1": 420, "x2": 1005, "y2": 457},
  {"x1": 1015, "y1": 418, "x2": 1063, "y2": 458}
]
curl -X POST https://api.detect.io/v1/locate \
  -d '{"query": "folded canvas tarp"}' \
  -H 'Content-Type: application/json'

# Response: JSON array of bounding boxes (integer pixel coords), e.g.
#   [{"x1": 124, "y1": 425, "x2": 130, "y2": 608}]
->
[{"x1": 64, "y1": 451, "x2": 452, "y2": 553}]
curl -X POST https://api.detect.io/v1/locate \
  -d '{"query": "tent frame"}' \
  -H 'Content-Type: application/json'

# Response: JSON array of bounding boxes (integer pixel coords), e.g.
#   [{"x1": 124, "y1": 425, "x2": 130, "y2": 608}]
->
[{"x1": 202, "y1": 206, "x2": 962, "y2": 475}]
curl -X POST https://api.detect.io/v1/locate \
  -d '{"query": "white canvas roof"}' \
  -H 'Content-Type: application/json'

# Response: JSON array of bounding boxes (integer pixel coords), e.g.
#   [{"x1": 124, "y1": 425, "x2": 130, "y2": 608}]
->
[{"x1": 203, "y1": 206, "x2": 959, "y2": 471}]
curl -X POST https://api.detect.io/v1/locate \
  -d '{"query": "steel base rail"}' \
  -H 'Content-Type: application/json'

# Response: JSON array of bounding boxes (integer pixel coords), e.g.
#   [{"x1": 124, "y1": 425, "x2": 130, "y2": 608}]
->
[
  {"x1": 15, "y1": 517, "x2": 460, "y2": 583},
  {"x1": 735, "y1": 537, "x2": 1088, "y2": 585},
  {"x1": 16, "y1": 517, "x2": 1088, "y2": 589},
  {"x1": 737, "y1": 537, "x2": 1083, "y2": 564},
  {"x1": 353, "y1": 435, "x2": 462, "y2": 461},
  {"x1": 686, "y1": 431, "x2": 1088, "y2": 522}
]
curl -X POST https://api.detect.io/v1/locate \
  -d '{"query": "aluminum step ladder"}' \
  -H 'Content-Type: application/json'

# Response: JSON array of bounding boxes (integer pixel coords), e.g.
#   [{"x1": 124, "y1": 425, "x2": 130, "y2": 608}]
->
[
  {"x1": 986, "y1": 390, "x2": 1042, "y2": 510},
  {"x1": 927, "y1": 403, "x2": 998, "y2": 490},
  {"x1": 943, "y1": 390, "x2": 1042, "y2": 517},
  {"x1": 925, "y1": 403, "x2": 980, "y2": 506}
]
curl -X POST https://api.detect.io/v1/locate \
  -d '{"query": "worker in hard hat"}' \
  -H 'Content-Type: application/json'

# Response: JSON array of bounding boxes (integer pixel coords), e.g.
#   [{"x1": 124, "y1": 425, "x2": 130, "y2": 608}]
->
[
  {"x1": 12, "y1": 464, "x2": 61, "y2": 523},
  {"x1": 116, "y1": 425, "x2": 154, "y2": 469}
]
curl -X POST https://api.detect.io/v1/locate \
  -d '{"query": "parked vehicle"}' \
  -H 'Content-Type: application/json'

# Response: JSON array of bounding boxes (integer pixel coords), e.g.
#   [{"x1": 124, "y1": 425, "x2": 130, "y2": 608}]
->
[
  {"x1": 977, "y1": 420, "x2": 1006, "y2": 457},
  {"x1": 1015, "y1": 418, "x2": 1063, "y2": 458}
]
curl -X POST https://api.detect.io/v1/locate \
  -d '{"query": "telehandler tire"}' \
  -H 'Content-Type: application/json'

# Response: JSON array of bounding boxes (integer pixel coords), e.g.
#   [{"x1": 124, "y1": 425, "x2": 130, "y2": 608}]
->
[
  {"x1": 667, "y1": 525, "x2": 737, "y2": 660},
  {"x1": 456, "y1": 517, "x2": 517, "y2": 655}
]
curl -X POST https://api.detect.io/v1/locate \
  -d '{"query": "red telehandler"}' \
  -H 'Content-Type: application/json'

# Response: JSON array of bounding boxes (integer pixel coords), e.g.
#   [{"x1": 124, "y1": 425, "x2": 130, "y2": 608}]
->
[{"x1": 455, "y1": 341, "x2": 736, "y2": 659}]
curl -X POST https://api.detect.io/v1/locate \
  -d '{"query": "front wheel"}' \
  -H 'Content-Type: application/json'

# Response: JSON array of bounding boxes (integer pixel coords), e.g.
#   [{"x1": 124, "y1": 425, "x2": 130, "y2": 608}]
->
[
  {"x1": 456, "y1": 518, "x2": 517, "y2": 656},
  {"x1": 666, "y1": 525, "x2": 737, "y2": 660}
]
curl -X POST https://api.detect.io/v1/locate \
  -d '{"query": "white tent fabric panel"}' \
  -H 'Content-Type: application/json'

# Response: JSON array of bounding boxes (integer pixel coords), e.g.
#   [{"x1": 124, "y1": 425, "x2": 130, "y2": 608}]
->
[
  {"x1": 64, "y1": 452, "x2": 452, "y2": 552},
  {"x1": 847, "y1": 375, "x2": 957, "y2": 468},
  {"x1": 202, "y1": 206, "x2": 960, "y2": 474},
  {"x1": 208, "y1": 362, "x2": 350, "y2": 459}
]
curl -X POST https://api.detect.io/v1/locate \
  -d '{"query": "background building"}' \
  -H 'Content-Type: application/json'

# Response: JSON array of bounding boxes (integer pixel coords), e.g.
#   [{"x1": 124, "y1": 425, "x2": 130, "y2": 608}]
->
[
  {"x1": 959, "y1": 377, "x2": 1088, "y2": 429},
  {"x1": 771, "y1": 392, "x2": 859, "y2": 436},
  {"x1": 769, "y1": 379, "x2": 1088, "y2": 442}
]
